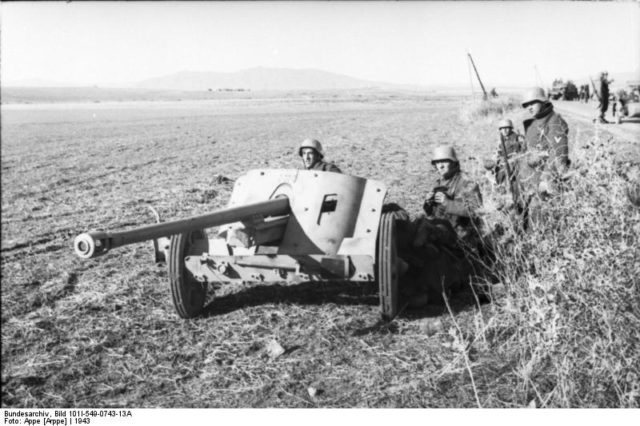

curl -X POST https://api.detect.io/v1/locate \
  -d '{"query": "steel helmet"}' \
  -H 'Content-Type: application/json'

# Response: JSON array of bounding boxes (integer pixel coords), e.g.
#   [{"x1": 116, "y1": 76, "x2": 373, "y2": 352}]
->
[
  {"x1": 498, "y1": 118, "x2": 514, "y2": 129},
  {"x1": 298, "y1": 138, "x2": 324, "y2": 158},
  {"x1": 521, "y1": 87, "x2": 547, "y2": 107},
  {"x1": 431, "y1": 145, "x2": 458, "y2": 164}
]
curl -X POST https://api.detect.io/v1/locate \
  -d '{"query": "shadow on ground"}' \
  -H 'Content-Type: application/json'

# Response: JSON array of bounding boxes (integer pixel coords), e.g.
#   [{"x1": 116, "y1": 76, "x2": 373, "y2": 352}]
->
[{"x1": 202, "y1": 279, "x2": 487, "y2": 323}]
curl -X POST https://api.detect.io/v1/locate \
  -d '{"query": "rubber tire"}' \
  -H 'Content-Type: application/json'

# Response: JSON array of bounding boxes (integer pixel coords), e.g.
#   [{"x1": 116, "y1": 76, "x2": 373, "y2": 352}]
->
[
  {"x1": 169, "y1": 231, "x2": 207, "y2": 319},
  {"x1": 377, "y1": 212, "x2": 399, "y2": 321}
]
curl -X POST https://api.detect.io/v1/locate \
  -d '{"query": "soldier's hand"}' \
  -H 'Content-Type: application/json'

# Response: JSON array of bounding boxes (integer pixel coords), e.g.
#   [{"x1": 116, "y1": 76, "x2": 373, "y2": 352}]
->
[
  {"x1": 483, "y1": 158, "x2": 496, "y2": 170},
  {"x1": 434, "y1": 192, "x2": 447, "y2": 204},
  {"x1": 527, "y1": 152, "x2": 548, "y2": 168},
  {"x1": 425, "y1": 191, "x2": 435, "y2": 201}
]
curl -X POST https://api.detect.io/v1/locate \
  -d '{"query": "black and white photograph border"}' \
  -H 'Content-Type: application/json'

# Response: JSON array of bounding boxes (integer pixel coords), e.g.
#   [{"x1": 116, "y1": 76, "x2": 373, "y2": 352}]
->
[{"x1": 1, "y1": 0, "x2": 639, "y2": 416}]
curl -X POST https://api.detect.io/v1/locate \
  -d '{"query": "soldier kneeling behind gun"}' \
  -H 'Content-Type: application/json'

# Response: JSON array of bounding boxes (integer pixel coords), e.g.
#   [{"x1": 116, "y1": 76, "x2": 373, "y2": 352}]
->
[{"x1": 390, "y1": 146, "x2": 489, "y2": 308}]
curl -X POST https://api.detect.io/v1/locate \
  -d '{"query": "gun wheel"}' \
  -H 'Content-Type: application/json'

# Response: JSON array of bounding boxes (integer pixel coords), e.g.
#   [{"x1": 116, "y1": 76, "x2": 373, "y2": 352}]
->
[
  {"x1": 377, "y1": 212, "x2": 399, "y2": 321},
  {"x1": 169, "y1": 230, "x2": 207, "y2": 319}
]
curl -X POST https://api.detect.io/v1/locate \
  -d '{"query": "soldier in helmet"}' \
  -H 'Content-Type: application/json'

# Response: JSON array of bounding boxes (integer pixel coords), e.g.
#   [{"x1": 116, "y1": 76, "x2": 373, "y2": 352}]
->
[
  {"x1": 596, "y1": 71, "x2": 613, "y2": 123},
  {"x1": 484, "y1": 118, "x2": 525, "y2": 185},
  {"x1": 516, "y1": 87, "x2": 570, "y2": 225},
  {"x1": 298, "y1": 138, "x2": 341, "y2": 173},
  {"x1": 402, "y1": 145, "x2": 485, "y2": 306}
]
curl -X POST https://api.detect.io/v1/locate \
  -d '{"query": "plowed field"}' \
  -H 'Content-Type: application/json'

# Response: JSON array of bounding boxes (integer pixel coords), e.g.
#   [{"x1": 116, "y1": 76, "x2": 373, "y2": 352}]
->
[{"x1": 1, "y1": 91, "x2": 635, "y2": 407}]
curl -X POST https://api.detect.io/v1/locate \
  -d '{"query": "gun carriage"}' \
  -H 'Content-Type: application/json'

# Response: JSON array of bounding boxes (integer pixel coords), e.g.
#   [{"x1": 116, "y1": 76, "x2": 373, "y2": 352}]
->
[{"x1": 74, "y1": 169, "x2": 405, "y2": 321}]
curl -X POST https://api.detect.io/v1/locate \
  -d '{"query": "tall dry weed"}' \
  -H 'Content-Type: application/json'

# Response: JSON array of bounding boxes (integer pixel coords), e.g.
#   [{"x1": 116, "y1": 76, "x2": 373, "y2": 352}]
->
[
  {"x1": 472, "y1": 132, "x2": 640, "y2": 407},
  {"x1": 460, "y1": 96, "x2": 521, "y2": 124}
]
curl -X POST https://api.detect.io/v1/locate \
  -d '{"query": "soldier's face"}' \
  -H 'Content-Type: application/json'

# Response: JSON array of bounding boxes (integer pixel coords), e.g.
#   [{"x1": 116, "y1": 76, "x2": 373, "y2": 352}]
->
[
  {"x1": 434, "y1": 160, "x2": 453, "y2": 177},
  {"x1": 301, "y1": 148, "x2": 320, "y2": 169},
  {"x1": 526, "y1": 101, "x2": 543, "y2": 116},
  {"x1": 499, "y1": 127, "x2": 512, "y2": 137}
]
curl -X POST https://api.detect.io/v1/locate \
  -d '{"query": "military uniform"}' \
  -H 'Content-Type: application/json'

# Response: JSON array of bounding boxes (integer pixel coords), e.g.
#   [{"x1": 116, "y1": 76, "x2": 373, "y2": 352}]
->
[
  {"x1": 599, "y1": 76, "x2": 610, "y2": 121},
  {"x1": 298, "y1": 138, "x2": 342, "y2": 174},
  {"x1": 426, "y1": 167, "x2": 483, "y2": 246},
  {"x1": 493, "y1": 131, "x2": 525, "y2": 184},
  {"x1": 517, "y1": 101, "x2": 569, "y2": 198},
  {"x1": 498, "y1": 131, "x2": 525, "y2": 159},
  {"x1": 307, "y1": 160, "x2": 342, "y2": 173},
  {"x1": 407, "y1": 165, "x2": 485, "y2": 302},
  {"x1": 512, "y1": 101, "x2": 569, "y2": 228}
]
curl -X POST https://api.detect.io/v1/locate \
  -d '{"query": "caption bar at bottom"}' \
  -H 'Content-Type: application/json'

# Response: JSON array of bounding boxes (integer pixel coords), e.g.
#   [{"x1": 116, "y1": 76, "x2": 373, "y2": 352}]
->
[{"x1": 3, "y1": 410, "x2": 134, "y2": 426}]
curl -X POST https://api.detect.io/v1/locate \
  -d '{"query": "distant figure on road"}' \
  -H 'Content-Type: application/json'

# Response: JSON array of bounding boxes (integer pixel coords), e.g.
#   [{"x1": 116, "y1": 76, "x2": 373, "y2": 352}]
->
[
  {"x1": 584, "y1": 84, "x2": 590, "y2": 104},
  {"x1": 400, "y1": 145, "x2": 486, "y2": 307},
  {"x1": 596, "y1": 71, "x2": 613, "y2": 123},
  {"x1": 484, "y1": 118, "x2": 525, "y2": 185},
  {"x1": 584, "y1": 84, "x2": 591, "y2": 104},
  {"x1": 298, "y1": 139, "x2": 341, "y2": 173},
  {"x1": 517, "y1": 87, "x2": 570, "y2": 226}
]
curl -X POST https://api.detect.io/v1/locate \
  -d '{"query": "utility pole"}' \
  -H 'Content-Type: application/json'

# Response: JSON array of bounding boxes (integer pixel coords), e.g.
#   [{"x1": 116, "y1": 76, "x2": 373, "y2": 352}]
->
[{"x1": 467, "y1": 53, "x2": 487, "y2": 100}]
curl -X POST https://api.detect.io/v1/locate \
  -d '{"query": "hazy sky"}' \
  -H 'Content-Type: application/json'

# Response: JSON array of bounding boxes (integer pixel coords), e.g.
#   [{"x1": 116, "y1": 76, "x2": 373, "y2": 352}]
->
[{"x1": 2, "y1": 1, "x2": 639, "y2": 88}]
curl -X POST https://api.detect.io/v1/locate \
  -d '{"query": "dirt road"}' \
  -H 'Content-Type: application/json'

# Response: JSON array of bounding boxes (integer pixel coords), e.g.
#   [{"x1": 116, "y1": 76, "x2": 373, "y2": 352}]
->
[{"x1": 554, "y1": 100, "x2": 640, "y2": 164}]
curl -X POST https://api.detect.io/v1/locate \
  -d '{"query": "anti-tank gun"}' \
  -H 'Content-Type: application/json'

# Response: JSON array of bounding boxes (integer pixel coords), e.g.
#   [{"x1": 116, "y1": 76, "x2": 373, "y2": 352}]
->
[{"x1": 74, "y1": 169, "x2": 405, "y2": 321}]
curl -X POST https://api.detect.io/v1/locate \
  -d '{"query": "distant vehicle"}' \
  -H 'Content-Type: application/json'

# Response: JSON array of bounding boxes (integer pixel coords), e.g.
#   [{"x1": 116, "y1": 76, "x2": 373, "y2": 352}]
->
[
  {"x1": 549, "y1": 79, "x2": 579, "y2": 101},
  {"x1": 616, "y1": 80, "x2": 640, "y2": 124}
]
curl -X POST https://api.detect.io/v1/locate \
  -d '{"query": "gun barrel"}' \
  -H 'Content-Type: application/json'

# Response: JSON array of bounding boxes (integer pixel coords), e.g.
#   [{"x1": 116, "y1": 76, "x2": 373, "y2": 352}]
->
[{"x1": 74, "y1": 197, "x2": 290, "y2": 259}]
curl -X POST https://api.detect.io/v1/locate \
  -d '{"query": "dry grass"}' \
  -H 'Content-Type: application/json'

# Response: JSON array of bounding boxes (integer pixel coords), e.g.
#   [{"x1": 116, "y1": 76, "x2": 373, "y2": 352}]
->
[
  {"x1": 1, "y1": 91, "x2": 638, "y2": 408},
  {"x1": 466, "y1": 125, "x2": 640, "y2": 407},
  {"x1": 460, "y1": 96, "x2": 521, "y2": 124}
]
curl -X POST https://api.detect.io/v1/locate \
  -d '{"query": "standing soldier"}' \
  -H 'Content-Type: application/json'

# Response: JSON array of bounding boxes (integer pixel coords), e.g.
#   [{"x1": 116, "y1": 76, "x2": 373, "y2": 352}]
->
[
  {"x1": 585, "y1": 83, "x2": 590, "y2": 104},
  {"x1": 298, "y1": 138, "x2": 341, "y2": 173},
  {"x1": 596, "y1": 71, "x2": 613, "y2": 123},
  {"x1": 517, "y1": 87, "x2": 570, "y2": 226},
  {"x1": 403, "y1": 145, "x2": 485, "y2": 306}
]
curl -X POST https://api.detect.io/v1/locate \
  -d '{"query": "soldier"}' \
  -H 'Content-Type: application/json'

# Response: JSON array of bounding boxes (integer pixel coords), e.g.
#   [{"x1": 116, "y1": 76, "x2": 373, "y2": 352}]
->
[
  {"x1": 584, "y1": 83, "x2": 590, "y2": 104},
  {"x1": 402, "y1": 145, "x2": 485, "y2": 306},
  {"x1": 298, "y1": 138, "x2": 341, "y2": 173},
  {"x1": 596, "y1": 71, "x2": 613, "y2": 123},
  {"x1": 484, "y1": 118, "x2": 525, "y2": 185},
  {"x1": 516, "y1": 87, "x2": 570, "y2": 225}
]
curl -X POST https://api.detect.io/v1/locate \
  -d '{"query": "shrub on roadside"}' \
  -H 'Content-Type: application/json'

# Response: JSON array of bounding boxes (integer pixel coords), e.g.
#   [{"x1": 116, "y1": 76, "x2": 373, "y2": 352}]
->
[
  {"x1": 460, "y1": 96, "x2": 521, "y2": 123},
  {"x1": 467, "y1": 134, "x2": 640, "y2": 407}
]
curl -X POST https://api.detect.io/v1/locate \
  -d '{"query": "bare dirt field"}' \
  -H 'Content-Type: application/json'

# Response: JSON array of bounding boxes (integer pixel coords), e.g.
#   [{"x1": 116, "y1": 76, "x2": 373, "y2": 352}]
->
[{"x1": 2, "y1": 91, "x2": 638, "y2": 407}]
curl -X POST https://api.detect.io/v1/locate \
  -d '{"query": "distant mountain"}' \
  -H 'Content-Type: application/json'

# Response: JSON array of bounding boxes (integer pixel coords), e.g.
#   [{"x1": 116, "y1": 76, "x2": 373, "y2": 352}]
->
[{"x1": 136, "y1": 67, "x2": 406, "y2": 91}]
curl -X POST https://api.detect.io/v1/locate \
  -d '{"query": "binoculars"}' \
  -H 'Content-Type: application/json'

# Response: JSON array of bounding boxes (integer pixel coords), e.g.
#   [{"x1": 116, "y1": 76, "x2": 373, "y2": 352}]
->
[{"x1": 423, "y1": 186, "x2": 450, "y2": 216}]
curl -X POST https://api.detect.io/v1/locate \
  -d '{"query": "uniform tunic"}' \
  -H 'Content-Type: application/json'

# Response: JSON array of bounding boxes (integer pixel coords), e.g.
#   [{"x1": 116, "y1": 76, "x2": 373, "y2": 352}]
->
[
  {"x1": 405, "y1": 167, "x2": 484, "y2": 301},
  {"x1": 599, "y1": 77, "x2": 610, "y2": 116},
  {"x1": 518, "y1": 102, "x2": 569, "y2": 196},
  {"x1": 494, "y1": 131, "x2": 525, "y2": 184},
  {"x1": 429, "y1": 169, "x2": 483, "y2": 247},
  {"x1": 307, "y1": 160, "x2": 342, "y2": 173},
  {"x1": 497, "y1": 131, "x2": 525, "y2": 159}
]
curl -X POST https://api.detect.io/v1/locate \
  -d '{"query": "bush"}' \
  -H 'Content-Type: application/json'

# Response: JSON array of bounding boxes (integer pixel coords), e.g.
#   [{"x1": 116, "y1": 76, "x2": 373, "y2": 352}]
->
[
  {"x1": 469, "y1": 135, "x2": 640, "y2": 407},
  {"x1": 460, "y1": 96, "x2": 521, "y2": 123}
]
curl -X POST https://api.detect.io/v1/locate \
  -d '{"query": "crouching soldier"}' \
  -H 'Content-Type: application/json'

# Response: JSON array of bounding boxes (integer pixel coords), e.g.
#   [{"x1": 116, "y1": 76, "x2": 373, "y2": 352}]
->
[
  {"x1": 298, "y1": 138, "x2": 342, "y2": 173},
  {"x1": 484, "y1": 118, "x2": 525, "y2": 186},
  {"x1": 401, "y1": 145, "x2": 485, "y2": 307}
]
